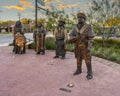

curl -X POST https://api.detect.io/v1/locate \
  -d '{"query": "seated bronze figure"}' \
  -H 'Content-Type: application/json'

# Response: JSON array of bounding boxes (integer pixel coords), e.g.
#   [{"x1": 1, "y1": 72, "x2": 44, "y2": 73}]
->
[
  {"x1": 14, "y1": 33, "x2": 26, "y2": 54},
  {"x1": 13, "y1": 21, "x2": 26, "y2": 54}
]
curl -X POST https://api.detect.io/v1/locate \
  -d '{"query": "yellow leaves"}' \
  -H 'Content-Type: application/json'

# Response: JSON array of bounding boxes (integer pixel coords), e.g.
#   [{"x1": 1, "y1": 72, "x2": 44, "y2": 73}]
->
[
  {"x1": 38, "y1": 18, "x2": 45, "y2": 23},
  {"x1": 21, "y1": 18, "x2": 29, "y2": 24},
  {"x1": 105, "y1": 17, "x2": 120, "y2": 26}
]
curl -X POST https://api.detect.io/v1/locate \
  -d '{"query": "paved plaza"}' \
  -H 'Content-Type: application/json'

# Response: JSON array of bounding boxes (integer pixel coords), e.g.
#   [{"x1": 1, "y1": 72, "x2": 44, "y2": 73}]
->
[{"x1": 0, "y1": 46, "x2": 120, "y2": 96}]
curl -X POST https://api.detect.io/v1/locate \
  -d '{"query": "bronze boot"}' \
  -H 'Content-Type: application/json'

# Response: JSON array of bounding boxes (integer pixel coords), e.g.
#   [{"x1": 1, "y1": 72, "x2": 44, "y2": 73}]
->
[
  {"x1": 86, "y1": 63, "x2": 93, "y2": 79},
  {"x1": 61, "y1": 55, "x2": 65, "y2": 59},
  {"x1": 53, "y1": 55, "x2": 59, "y2": 58},
  {"x1": 73, "y1": 68, "x2": 82, "y2": 75},
  {"x1": 74, "y1": 61, "x2": 82, "y2": 75}
]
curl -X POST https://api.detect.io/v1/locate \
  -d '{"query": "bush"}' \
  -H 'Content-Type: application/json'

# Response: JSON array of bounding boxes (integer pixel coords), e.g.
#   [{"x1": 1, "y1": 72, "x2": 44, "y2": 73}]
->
[
  {"x1": 29, "y1": 37, "x2": 55, "y2": 50},
  {"x1": 29, "y1": 41, "x2": 35, "y2": 49},
  {"x1": 92, "y1": 38, "x2": 120, "y2": 64},
  {"x1": 45, "y1": 37, "x2": 55, "y2": 50}
]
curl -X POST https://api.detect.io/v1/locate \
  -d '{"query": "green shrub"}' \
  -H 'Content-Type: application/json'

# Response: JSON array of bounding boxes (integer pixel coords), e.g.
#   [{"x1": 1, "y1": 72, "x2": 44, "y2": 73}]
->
[
  {"x1": 29, "y1": 41, "x2": 35, "y2": 49},
  {"x1": 45, "y1": 37, "x2": 55, "y2": 50},
  {"x1": 109, "y1": 52, "x2": 117, "y2": 61},
  {"x1": 92, "y1": 38, "x2": 120, "y2": 64},
  {"x1": 29, "y1": 37, "x2": 55, "y2": 50},
  {"x1": 93, "y1": 38, "x2": 120, "y2": 49},
  {"x1": 66, "y1": 43, "x2": 74, "y2": 52}
]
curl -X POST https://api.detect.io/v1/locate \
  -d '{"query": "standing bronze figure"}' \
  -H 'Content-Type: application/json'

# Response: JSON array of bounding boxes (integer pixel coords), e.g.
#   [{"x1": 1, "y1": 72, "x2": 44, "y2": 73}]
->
[
  {"x1": 13, "y1": 21, "x2": 26, "y2": 54},
  {"x1": 53, "y1": 19, "x2": 67, "y2": 59},
  {"x1": 69, "y1": 13, "x2": 95, "y2": 79},
  {"x1": 33, "y1": 22, "x2": 46, "y2": 55}
]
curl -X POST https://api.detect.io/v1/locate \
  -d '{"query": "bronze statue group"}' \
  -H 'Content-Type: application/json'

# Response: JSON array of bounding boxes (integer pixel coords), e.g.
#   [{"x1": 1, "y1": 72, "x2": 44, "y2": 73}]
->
[{"x1": 13, "y1": 12, "x2": 95, "y2": 80}]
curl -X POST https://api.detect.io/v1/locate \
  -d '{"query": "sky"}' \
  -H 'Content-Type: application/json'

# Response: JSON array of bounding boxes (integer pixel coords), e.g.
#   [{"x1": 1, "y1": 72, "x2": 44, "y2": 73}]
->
[{"x1": 0, "y1": 0, "x2": 91, "y2": 21}]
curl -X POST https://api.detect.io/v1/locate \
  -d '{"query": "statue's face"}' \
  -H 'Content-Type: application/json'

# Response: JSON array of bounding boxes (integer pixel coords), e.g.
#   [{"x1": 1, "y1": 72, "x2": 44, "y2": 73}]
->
[
  {"x1": 77, "y1": 15, "x2": 85, "y2": 24},
  {"x1": 58, "y1": 21, "x2": 64, "y2": 26}
]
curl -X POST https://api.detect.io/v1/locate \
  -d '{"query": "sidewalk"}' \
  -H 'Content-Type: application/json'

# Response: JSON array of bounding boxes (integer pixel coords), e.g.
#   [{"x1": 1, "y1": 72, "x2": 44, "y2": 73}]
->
[{"x1": 0, "y1": 46, "x2": 120, "y2": 96}]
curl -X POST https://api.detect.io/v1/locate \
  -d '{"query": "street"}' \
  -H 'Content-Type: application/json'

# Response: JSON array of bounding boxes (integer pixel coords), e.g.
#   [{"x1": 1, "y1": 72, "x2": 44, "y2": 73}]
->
[{"x1": 0, "y1": 33, "x2": 34, "y2": 47}]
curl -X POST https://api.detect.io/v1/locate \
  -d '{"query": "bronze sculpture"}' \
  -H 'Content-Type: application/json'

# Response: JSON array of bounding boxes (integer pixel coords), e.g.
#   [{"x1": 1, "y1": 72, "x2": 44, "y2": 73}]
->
[
  {"x1": 33, "y1": 22, "x2": 46, "y2": 55},
  {"x1": 69, "y1": 13, "x2": 95, "y2": 79},
  {"x1": 13, "y1": 21, "x2": 26, "y2": 54},
  {"x1": 53, "y1": 19, "x2": 67, "y2": 59}
]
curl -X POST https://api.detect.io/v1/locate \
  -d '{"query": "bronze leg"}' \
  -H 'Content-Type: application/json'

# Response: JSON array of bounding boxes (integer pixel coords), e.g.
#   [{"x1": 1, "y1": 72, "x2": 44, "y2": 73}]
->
[
  {"x1": 36, "y1": 35, "x2": 40, "y2": 54},
  {"x1": 84, "y1": 53, "x2": 93, "y2": 79},
  {"x1": 73, "y1": 58, "x2": 82, "y2": 75}
]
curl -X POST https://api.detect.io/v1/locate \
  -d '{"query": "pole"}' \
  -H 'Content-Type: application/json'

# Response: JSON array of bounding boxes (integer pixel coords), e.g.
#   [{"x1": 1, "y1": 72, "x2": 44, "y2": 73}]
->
[
  {"x1": 18, "y1": 12, "x2": 21, "y2": 21},
  {"x1": 35, "y1": 0, "x2": 38, "y2": 27}
]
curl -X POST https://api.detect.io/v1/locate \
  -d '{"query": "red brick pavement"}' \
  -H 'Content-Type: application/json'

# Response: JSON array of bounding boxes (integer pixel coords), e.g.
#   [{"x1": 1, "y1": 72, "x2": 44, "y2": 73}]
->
[{"x1": 0, "y1": 46, "x2": 120, "y2": 96}]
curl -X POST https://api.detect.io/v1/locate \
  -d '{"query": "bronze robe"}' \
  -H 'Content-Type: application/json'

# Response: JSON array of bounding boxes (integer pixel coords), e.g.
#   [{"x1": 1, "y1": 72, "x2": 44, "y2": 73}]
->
[
  {"x1": 69, "y1": 23, "x2": 94, "y2": 59},
  {"x1": 33, "y1": 27, "x2": 46, "y2": 53},
  {"x1": 54, "y1": 27, "x2": 67, "y2": 56}
]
